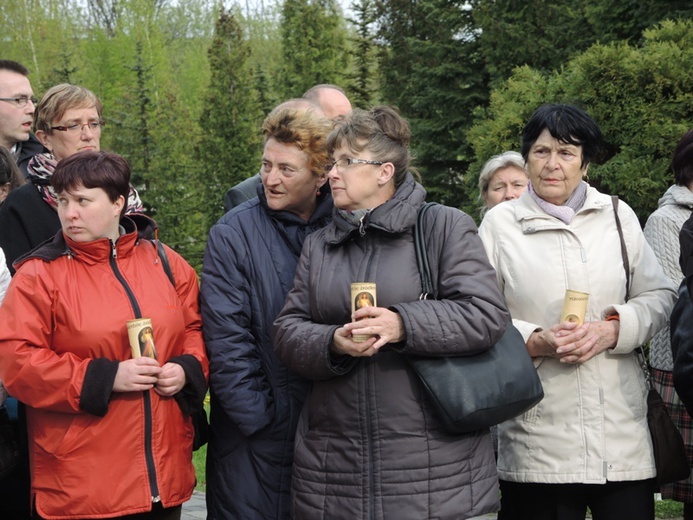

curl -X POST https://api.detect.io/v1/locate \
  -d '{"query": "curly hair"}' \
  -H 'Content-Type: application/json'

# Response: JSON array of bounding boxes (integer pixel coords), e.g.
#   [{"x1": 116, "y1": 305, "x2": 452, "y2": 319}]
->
[{"x1": 262, "y1": 107, "x2": 332, "y2": 177}]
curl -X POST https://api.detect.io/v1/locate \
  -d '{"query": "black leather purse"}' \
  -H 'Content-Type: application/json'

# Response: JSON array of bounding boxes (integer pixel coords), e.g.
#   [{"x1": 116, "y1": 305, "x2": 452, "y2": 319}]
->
[{"x1": 404, "y1": 203, "x2": 544, "y2": 434}]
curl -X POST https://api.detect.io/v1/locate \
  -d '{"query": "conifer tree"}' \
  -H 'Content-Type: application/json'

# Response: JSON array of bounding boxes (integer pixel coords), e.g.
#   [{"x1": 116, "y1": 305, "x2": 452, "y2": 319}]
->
[{"x1": 197, "y1": 8, "x2": 263, "y2": 229}]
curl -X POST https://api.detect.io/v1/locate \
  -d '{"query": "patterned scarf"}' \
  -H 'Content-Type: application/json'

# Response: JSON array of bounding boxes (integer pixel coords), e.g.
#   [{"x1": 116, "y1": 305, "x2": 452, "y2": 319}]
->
[
  {"x1": 528, "y1": 180, "x2": 588, "y2": 224},
  {"x1": 27, "y1": 152, "x2": 144, "y2": 214}
]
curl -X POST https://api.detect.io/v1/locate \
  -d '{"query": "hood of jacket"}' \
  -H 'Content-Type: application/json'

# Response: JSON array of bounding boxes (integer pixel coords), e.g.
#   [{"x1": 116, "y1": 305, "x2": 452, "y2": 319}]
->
[
  {"x1": 325, "y1": 173, "x2": 426, "y2": 245},
  {"x1": 658, "y1": 184, "x2": 693, "y2": 210}
]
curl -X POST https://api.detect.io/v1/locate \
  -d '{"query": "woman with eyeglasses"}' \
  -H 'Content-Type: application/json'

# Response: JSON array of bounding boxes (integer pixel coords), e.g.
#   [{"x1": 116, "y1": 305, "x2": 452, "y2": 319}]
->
[
  {"x1": 0, "y1": 83, "x2": 143, "y2": 275},
  {"x1": 273, "y1": 106, "x2": 510, "y2": 519},
  {"x1": 201, "y1": 104, "x2": 333, "y2": 519}
]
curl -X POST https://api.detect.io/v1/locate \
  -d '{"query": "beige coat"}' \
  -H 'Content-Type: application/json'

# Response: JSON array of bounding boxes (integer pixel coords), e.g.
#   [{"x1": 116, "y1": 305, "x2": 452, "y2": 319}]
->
[{"x1": 479, "y1": 186, "x2": 676, "y2": 484}]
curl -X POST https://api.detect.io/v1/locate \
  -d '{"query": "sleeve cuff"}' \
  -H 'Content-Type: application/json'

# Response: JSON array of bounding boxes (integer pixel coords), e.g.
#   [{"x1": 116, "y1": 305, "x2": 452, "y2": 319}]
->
[
  {"x1": 168, "y1": 354, "x2": 207, "y2": 415},
  {"x1": 80, "y1": 358, "x2": 119, "y2": 416}
]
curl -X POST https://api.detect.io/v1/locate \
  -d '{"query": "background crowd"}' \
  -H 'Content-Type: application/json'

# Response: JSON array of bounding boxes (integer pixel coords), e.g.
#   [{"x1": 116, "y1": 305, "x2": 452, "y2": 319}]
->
[{"x1": 1, "y1": 27, "x2": 693, "y2": 520}]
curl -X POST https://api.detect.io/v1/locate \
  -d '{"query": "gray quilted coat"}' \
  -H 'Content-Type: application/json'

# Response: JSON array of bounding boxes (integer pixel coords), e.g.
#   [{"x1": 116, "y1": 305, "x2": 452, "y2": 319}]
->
[
  {"x1": 273, "y1": 175, "x2": 510, "y2": 520},
  {"x1": 644, "y1": 184, "x2": 693, "y2": 370}
]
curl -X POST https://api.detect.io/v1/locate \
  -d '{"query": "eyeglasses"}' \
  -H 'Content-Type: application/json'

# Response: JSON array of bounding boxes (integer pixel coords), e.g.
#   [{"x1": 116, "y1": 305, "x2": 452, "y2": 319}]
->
[
  {"x1": 326, "y1": 157, "x2": 384, "y2": 172},
  {"x1": 0, "y1": 96, "x2": 38, "y2": 108},
  {"x1": 50, "y1": 121, "x2": 106, "y2": 133}
]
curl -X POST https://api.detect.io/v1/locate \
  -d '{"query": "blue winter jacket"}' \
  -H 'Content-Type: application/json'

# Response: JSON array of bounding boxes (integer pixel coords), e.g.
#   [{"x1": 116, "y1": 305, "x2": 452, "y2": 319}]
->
[{"x1": 201, "y1": 186, "x2": 332, "y2": 519}]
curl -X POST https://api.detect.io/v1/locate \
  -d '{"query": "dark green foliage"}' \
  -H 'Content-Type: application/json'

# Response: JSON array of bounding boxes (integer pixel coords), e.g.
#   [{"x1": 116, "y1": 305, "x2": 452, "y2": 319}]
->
[
  {"x1": 375, "y1": 0, "x2": 487, "y2": 208},
  {"x1": 471, "y1": 0, "x2": 693, "y2": 87},
  {"x1": 466, "y1": 20, "x2": 693, "y2": 225},
  {"x1": 278, "y1": 0, "x2": 349, "y2": 99},
  {"x1": 346, "y1": 0, "x2": 378, "y2": 108},
  {"x1": 197, "y1": 8, "x2": 263, "y2": 230}
]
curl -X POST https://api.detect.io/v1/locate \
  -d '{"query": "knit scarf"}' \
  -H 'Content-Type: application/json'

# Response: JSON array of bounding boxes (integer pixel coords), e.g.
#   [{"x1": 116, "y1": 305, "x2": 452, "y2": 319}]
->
[
  {"x1": 528, "y1": 181, "x2": 588, "y2": 224},
  {"x1": 27, "y1": 152, "x2": 144, "y2": 214}
]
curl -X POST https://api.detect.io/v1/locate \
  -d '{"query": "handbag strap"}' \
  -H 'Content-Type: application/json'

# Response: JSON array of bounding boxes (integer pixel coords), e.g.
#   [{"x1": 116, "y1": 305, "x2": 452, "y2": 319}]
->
[
  {"x1": 611, "y1": 196, "x2": 652, "y2": 388},
  {"x1": 413, "y1": 202, "x2": 438, "y2": 300}
]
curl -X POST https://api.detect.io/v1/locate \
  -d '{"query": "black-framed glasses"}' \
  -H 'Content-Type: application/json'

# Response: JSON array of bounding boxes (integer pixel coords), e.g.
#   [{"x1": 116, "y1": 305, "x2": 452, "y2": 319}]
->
[
  {"x1": 50, "y1": 121, "x2": 106, "y2": 134},
  {"x1": 326, "y1": 157, "x2": 384, "y2": 172},
  {"x1": 0, "y1": 96, "x2": 38, "y2": 108}
]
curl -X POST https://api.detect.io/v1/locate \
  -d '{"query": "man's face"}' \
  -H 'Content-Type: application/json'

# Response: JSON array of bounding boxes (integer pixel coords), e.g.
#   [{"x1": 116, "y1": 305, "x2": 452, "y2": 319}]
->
[{"x1": 0, "y1": 70, "x2": 35, "y2": 150}]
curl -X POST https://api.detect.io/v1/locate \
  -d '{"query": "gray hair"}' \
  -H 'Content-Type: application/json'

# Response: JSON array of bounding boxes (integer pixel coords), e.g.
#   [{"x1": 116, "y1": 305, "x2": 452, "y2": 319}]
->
[{"x1": 478, "y1": 151, "x2": 527, "y2": 217}]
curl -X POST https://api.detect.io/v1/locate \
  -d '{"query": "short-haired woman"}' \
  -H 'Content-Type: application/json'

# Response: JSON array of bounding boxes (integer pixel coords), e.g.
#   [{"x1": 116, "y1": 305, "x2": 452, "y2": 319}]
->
[
  {"x1": 0, "y1": 150, "x2": 207, "y2": 519},
  {"x1": 478, "y1": 150, "x2": 528, "y2": 217},
  {"x1": 479, "y1": 104, "x2": 676, "y2": 519},
  {"x1": 644, "y1": 128, "x2": 693, "y2": 517},
  {"x1": 0, "y1": 83, "x2": 142, "y2": 274},
  {"x1": 274, "y1": 106, "x2": 510, "y2": 519},
  {"x1": 201, "y1": 106, "x2": 333, "y2": 519}
]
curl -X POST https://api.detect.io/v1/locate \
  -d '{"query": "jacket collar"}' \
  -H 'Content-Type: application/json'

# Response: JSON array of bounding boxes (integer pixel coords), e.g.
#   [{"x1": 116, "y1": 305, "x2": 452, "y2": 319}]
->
[
  {"x1": 512, "y1": 186, "x2": 612, "y2": 233},
  {"x1": 15, "y1": 214, "x2": 160, "y2": 269},
  {"x1": 324, "y1": 173, "x2": 427, "y2": 245}
]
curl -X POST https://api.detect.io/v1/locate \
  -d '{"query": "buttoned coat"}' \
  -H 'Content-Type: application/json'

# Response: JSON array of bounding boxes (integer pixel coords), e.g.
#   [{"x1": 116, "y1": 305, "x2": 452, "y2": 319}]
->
[{"x1": 479, "y1": 186, "x2": 676, "y2": 484}]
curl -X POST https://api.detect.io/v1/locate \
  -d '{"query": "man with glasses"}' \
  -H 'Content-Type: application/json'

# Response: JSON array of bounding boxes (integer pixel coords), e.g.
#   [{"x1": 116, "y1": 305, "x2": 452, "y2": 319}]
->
[{"x1": 0, "y1": 60, "x2": 45, "y2": 174}]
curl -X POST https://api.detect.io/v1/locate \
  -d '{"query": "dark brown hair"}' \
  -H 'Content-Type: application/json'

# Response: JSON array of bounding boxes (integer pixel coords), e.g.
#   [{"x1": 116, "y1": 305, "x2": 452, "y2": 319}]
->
[{"x1": 52, "y1": 151, "x2": 130, "y2": 217}]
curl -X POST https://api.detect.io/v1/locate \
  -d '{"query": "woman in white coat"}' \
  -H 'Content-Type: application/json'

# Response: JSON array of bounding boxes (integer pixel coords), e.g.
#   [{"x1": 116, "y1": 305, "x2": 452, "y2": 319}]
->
[{"x1": 479, "y1": 103, "x2": 676, "y2": 520}]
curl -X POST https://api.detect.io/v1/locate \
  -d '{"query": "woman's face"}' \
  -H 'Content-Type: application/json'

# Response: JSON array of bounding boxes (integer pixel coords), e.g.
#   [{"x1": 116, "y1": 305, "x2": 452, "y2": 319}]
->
[
  {"x1": 328, "y1": 142, "x2": 391, "y2": 211},
  {"x1": 527, "y1": 128, "x2": 587, "y2": 206},
  {"x1": 57, "y1": 183, "x2": 124, "y2": 243},
  {"x1": 261, "y1": 138, "x2": 327, "y2": 221},
  {"x1": 483, "y1": 166, "x2": 528, "y2": 209},
  {"x1": 38, "y1": 106, "x2": 101, "y2": 161}
]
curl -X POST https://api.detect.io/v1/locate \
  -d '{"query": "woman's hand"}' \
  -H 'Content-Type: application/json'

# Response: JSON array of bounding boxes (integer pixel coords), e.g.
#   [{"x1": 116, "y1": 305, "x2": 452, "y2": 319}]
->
[
  {"x1": 343, "y1": 306, "x2": 405, "y2": 350},
  {"x1": 528, "y1": 320, "x2": 619, "y2": 365},
  {"x1": 153, "y1": 362, "x2": 186, "y2": 397},
  {"x1": 331, "y1": 307, "x2": 405, "y2": 357},
  {"x1": 555, "y1": 319, "x2": 619, "y2": 364},
  {"x1": 113, "y1": 357, "x2": 162, "y2": 392},
  {"x1": 331, "y1": 327, "x2": 380, "y2": 357}
]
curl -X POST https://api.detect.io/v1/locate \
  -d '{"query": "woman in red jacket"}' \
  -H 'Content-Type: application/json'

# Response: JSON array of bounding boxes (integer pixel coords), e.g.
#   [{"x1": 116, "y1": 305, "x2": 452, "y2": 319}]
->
[{"x1": 0, "y1": 150, "x2": 208, "y2": 519}]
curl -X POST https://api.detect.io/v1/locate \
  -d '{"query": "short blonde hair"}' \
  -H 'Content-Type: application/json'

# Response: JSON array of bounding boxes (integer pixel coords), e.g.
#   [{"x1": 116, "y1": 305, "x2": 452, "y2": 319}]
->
[
  {"x1": 34, "y1": 84, "x2": 102, "y2": 134},
  {"x1": 262, "y1": 107, "x2": 332, "y2": 177}
]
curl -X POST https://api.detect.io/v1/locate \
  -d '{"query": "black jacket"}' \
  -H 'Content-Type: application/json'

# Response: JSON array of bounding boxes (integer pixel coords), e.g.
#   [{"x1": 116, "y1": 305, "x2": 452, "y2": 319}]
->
[
  {"x1": 16, "y1": 134, "x2": 46, "y2": 176},
  {"x1": 0, "y1": 182, "x2": 59, "y2": 274},
  {"x1": 672, "y1": 213, "x2": 693, "y2": 416}
]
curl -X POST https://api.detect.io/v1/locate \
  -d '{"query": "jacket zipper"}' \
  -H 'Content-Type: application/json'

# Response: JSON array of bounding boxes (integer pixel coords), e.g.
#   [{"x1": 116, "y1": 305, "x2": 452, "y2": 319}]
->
[
  {"x1": 362, "y1": 238, "x2": 376, "y2": 520},
  {"x1": 109, "y1": 241, "x2": 161, "y2": 503}
]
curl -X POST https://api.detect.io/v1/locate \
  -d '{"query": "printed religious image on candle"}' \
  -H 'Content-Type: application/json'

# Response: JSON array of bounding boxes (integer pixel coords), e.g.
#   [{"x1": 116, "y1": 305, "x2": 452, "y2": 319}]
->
[
  {"x1": 351, "y1": 282, "x2": 376, "y2": 342},
  {"x1": 127, "y1": 318, "x2": 158, "y2": 360}
]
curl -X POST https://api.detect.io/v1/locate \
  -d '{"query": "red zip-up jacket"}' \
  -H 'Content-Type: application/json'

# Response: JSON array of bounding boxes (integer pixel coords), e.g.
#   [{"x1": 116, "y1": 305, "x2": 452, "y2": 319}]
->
[{"x1": 0, "y1": 215, "x2": 208, "y2": 519}]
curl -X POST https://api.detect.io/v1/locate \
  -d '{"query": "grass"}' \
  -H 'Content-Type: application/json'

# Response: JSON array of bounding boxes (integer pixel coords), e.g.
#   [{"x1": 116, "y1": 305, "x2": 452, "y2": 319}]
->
[
  {"x1": 655, "y1": 498, "x2": 684, "y2": 518},
  {"x1": 193, "y1": 397, "x2": 210, "y2": 491},
  {"x1": 193, "y1": 443, "x2": 207, "y2": 491}
]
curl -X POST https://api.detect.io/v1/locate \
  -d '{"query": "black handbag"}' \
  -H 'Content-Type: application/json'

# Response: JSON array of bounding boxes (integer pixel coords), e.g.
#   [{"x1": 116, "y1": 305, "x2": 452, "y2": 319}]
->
[
  {"x1": 0, "y1": 405, "x2": 19, "y2": 480},
  {"x1": 613, "y1": 196, "x2": 690, "y2": 485},
  {"x1": 405, "y1": 202, "x2": 544, "y2": 434}
]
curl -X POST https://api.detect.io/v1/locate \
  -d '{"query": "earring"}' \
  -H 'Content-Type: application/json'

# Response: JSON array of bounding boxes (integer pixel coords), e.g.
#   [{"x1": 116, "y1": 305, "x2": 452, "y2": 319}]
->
[{"x1": 316, "y1": 188, "x2": 321, "y2": 196}]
